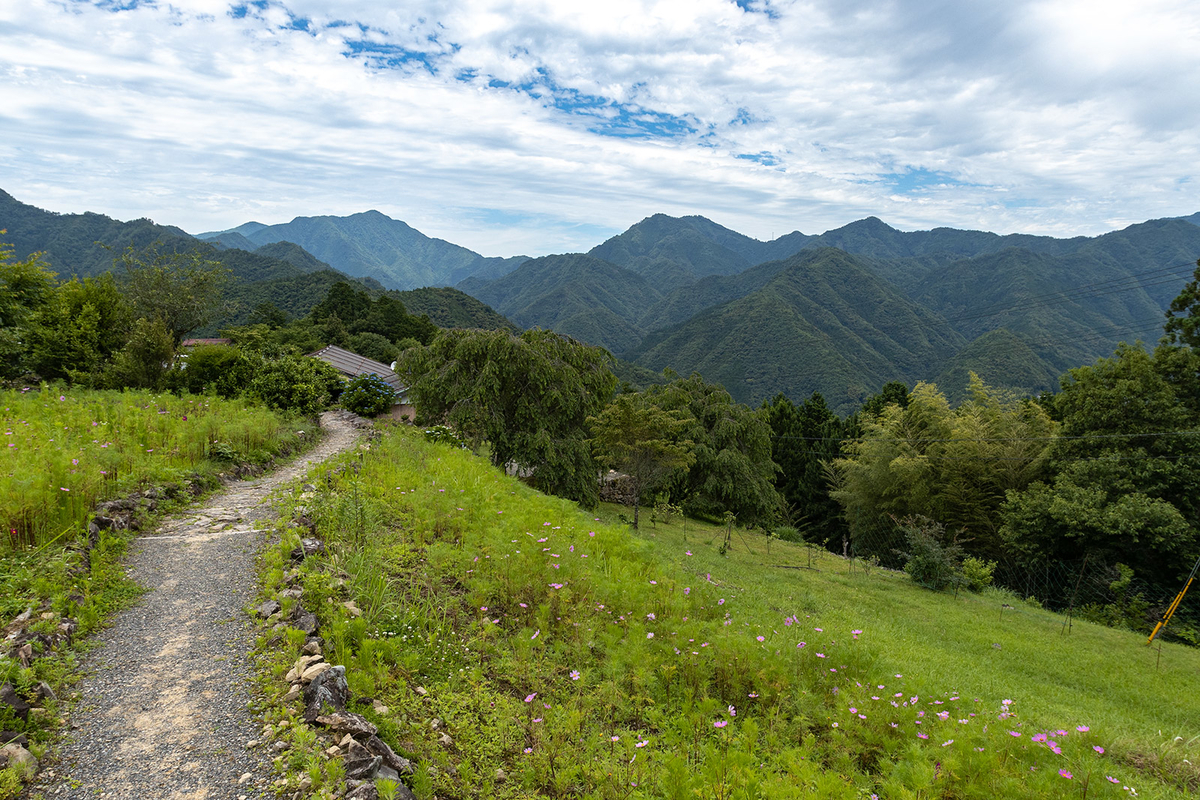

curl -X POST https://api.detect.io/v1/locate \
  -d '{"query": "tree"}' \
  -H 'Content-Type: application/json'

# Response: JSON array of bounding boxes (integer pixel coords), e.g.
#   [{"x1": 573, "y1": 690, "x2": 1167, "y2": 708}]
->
[
  {"x1": 831, "y1": 376, "x2": 1055, "y2": 564},
  {"x1": 648, "y1": 374, "x2": 781, "y2": 527},
  {"x1": 27, "y1": 273, "x2": 132, "y2": 383},
  {"x1": 0, "y1": 239, "x2": 56, "y2": 379},
  {"x1": 589, "y1": 393, "x2": 695, "y2": 529},
  {"x1": 119, "y1": 245, "x2": 230, "y2": 346},
  {"x1": 762, "y1": 391, "x2": 848, "y2": 546},
  {"x1": 400, "y1": 328, "x2": 617, "y2": 506},
  {"x1": 1000, "y1": 345, "x2": 1200, "y2": 584},
  {"x1": 104, "y1": 316, "x2": 176, "y2": 390},
  {"x1": 1163, "y1": 258, "x2": 1200, "y2": 348}
]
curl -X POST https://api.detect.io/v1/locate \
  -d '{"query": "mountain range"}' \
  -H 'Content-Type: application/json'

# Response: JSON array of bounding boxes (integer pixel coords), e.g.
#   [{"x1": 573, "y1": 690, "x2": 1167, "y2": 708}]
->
[{"x1": 4, "y1": 187, "x2": 1199, "y2": 413}]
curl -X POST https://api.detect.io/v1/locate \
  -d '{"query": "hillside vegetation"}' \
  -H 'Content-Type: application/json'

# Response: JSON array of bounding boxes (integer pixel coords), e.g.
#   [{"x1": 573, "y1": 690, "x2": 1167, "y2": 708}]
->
[{"x1": 258, "y1": 425, "x2": 1200, "y2": 799}]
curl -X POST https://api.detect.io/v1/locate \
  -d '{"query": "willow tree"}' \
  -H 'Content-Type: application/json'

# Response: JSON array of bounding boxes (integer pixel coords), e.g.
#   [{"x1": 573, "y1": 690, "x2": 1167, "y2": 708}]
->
[{"x1": 401, "y1": 328, "x2": 617, "y2": 506}]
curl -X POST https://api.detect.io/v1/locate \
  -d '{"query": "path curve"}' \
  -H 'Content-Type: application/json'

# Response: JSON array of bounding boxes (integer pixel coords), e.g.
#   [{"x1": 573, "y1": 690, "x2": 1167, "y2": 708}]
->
[{"x1": 31, "y1": 411, "x2": 362, "y2": 800}]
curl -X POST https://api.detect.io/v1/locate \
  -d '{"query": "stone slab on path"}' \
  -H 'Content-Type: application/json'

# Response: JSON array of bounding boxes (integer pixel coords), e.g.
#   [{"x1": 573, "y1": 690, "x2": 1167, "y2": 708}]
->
[{"x1": 31, "y1": 411, "x2": 362, "y2": 800}]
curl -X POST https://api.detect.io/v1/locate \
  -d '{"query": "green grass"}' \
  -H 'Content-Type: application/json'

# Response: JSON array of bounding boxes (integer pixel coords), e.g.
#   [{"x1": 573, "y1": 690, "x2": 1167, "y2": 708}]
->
[
  {"x1": 262, "y1": 426, "x2": 1200, "y2": 799},
  {"x1": 0, "y1": 386, "x2": 319, "y2": 799}
]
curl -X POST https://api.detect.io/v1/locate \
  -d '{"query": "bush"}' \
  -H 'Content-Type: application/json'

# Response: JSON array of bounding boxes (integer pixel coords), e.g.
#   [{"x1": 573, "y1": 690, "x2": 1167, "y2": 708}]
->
[
  {"x1": 250, "y1": 355, "x2": 342, "y2": 416},
  {"x1": 774, "y1": 525, "x2": 802, "y2": 543},
  {"x1": 895, "y1": 516, "x2": 962, "y2": 591},
  {"x1": 961, "y1": 556, "x2": 997, "y2": 592},
  {"x1": 341, "y1": 373, "x2": 396, "y2": 418},
  {"x1": 178, "y1": 345, "x2": 257, "y2": 398},
  {"x1": 422, "y1": 425, "x2": 466, "y2": 448}
]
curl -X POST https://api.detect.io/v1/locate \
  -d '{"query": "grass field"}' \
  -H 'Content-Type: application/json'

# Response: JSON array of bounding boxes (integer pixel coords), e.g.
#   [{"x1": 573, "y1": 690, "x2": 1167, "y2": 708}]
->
[{"x1": 261, "y1": 426, "x2": 1200, "y2": 799}]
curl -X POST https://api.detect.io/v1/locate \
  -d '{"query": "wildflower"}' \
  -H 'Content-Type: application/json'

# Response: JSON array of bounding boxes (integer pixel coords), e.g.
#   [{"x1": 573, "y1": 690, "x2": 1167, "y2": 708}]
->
[
  {"x1": 524, "y1": 747, "x2": 532, "y2": 753},
  {"x1": 636, "y1": 740, "x2": 648, "y2": 748},
  {"x1": 816, "y1": 653, "x2": 825, "y2": 658},
  {"x1": 647, "y1": 632, "x2": 654, "y2": 639},
  {"x1": 611, "y1": 735, "x2": 620, "y2": 742},
  {"x1": 531, "y1": 630, "x2": 540, "y2": 640},
  {"x1": 713, "y1": 720, "x2": 727, "y2": 728},
  {"x1": 718, "y1": 599, "x2": 725, "y2": 605},
  {"x1": 815, "y1": 627, "x2": 823, "y2": 632},
  {"x1": 684, "y1": 587, "x2": 690, "y2": 595},
  {"x1": 918, "y1": 733, "x2": 928, "y2": 739},
  {"x1": 756, "y1": 635, "x2": 765, "y2": 642},
  {"x1": 533, "y1": 718, "x2": 542, "y2": 723},
  {"x1": 1059, "y1": 769, "x2": 1073, "y2": 779},
  {"x1": 1076, "y1": 725, "x2": 1089, "y2": 732},
  {"x1": 1107, "y1": 777, "x2": 1119, "y2": 784},
  {"x1": 831, "y1": 722, "x2": 838, "y2": 728},
  {"x1": 797, "y1": 642, "x2": 806, "y2": 648},
  {"x1": 685, "y1": 550, "x2": 692, "y2": 555},
  {"x1": 728, "y1": 705, "x2": 736, "y2": 717},
  {"x1": 647, "y1": 613, "x2": 656, "y2": 620},
  {"x1": 943, "y1": 740, "x2": 954, "y2": 747},
  {"x1": 570, "y1": 670, "x2": 580, "y2": 681},
  {"x1": 748, "y1": 692, "x2": 758, "y2": 698},
  {"x1": 1094, "y1": 745, "x2": 1105, "y2": 754},
  {"x1": 525, "y1": 693, "x2": 537, "y2": 703}
]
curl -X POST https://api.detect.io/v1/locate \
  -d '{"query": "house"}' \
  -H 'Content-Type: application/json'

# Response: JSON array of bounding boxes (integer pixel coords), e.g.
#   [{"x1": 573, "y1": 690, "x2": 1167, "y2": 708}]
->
[
  {"x1": 180, "y1": 338, "x2": 232, "y2": 347},
  {"x1": 306, "y1": 344, "x2": 416, "y2": 421}
]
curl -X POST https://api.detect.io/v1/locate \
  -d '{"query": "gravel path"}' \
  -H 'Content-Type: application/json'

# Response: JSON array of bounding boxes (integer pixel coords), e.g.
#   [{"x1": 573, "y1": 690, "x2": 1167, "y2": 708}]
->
[{"x1": 31, "y1": 411, "x2": 362, "y2": 800}]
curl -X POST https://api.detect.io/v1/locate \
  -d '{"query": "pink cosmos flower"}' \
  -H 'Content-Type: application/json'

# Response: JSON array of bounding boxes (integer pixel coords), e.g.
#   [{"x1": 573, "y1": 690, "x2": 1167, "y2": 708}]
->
[
  {"x1": 1059, "y1": 769, "x2": 1073, "y2": 779},
  {"x1": 713, "y1": 721, "x2": 727, "y2": 728}
]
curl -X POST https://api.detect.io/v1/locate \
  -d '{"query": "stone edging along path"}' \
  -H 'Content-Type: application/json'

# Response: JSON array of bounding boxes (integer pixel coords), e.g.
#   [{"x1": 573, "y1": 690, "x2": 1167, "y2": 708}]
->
[{"x1": 28, "y1": 410, "x2": 363, "y2": 800}]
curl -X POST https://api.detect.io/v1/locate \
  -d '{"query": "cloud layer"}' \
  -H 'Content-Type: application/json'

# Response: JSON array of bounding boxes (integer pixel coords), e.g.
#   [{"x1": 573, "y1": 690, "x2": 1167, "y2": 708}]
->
[{"x1": 2, "y1": 0, "x2": 1198, "y2": 255}]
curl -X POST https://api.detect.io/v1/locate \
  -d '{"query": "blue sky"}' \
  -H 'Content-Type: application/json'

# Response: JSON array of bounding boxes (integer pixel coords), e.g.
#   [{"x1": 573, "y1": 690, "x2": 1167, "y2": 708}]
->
[{"x1": 2, "y1": 0, "x2": 1199, "y2": 256}]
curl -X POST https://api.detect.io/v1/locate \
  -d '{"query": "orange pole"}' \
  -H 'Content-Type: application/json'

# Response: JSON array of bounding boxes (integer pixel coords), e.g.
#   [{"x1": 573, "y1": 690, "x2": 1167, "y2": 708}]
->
[{"x1": 1148, "y1": 555, "x2": 1200, "y2": 645}]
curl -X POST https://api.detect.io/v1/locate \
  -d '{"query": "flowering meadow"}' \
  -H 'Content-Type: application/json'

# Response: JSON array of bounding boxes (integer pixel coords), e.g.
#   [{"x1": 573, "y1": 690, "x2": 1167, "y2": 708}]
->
[
  {"x1": 265, "y1": 426, "x2": 1200, "y2": 799},
  {"x1": 1, "y1": 387, "x2": 310, "y2": 621}
]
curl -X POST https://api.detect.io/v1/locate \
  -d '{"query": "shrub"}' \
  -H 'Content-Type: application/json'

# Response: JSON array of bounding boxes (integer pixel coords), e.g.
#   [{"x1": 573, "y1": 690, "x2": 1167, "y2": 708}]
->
[
  {"x1": 422, "y1": 425, "x2": 466, "y2": 448},
  {"x1": 250, "y1": 355, "x2": 342, "y2": 416},
  {"x1": 774, "y1": 525, "x2": 802, "y2": 543},
  {"x1": 961, "y1": 556, "x2": 997, "y2": 592},
  {"x1": 341, "y1": 373, "x2": 396, "y2": 418},
  {"x1": 895, "y1": 516, "x2": 962, "y2": 591},
  {"x1": 178, "y1": 345, "x2": 257, "y2": 398}
]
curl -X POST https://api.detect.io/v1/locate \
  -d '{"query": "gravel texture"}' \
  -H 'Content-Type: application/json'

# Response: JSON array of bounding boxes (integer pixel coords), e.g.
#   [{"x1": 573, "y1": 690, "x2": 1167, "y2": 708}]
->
[{"x1": 30, "y1": 411, "x2": 362, "y2": 799}]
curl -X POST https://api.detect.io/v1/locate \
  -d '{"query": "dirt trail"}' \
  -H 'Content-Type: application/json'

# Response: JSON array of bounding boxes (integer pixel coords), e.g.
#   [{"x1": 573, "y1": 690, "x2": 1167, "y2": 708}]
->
[{"x1": 31, "y1": 411, "x2": 362, "y2": 799}]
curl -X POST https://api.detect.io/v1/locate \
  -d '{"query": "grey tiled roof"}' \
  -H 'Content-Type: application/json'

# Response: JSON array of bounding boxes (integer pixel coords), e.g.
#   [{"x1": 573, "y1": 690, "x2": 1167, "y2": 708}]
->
[{"x1": 306, "y1": 345, "x2": 407, "y2": 396}]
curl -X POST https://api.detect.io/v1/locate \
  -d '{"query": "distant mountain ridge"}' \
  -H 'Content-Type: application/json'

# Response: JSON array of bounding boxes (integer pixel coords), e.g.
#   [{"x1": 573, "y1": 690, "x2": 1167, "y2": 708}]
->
[
  {"x1": 201, "y1": 211, "x2": 528, "y2": 290},
  {"x1": 6, "y1": 185, "x2": 1200, "y2": 412}
]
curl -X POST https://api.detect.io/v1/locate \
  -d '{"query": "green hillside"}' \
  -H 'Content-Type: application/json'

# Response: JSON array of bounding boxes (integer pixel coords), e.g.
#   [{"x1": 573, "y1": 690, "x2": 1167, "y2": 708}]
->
[
  {"x1": 462, "y1": 253, "x2": 663, "y2": 354},
  {"x1": 256, "y1": 425, "x2": 1200, "y2": 800},
  {"x1": 629, "y1": 249, "x2": 964, "y2": 413},
  {"x1": 0, "y1": 188, "x2": 192, "y2": 277},
  {"x1": 933, "y1": 329, "x2": 1064, "y2": 403},
  {"x1": 393, "y1": 286, "x2": 517, "y2": 331}
]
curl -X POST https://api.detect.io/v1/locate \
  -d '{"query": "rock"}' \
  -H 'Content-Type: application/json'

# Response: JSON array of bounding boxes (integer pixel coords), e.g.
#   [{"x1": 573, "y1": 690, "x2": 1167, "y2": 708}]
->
[
  {"x1": 314, "y1": 711, "x2": 377, "y2": 738},
  {"x1": 299, "y1": 662, "x2": 332, "y2": 683},
  {"x1": 92, "y1": 515, "x2": 116, "y2": 530},
  {"x1": 35, "y1": 681, "x2": 56, "y2": 703},
  {"x1": 303, "y1": 665, "x2": 350, "y2": 723},
  {"x1": 344, "y1": 740, "x2": 383, "y2": 780},
  {"x1": 286, "y1": 654, "x2": 323, "y2": 682},
  {"x1": 302, "y1": 639, "x2": 322, "y2": 656},
  {"x1": 271, "y1": 740, "x2": 289, "y2": 753},
  {"x1": 364, "y1": 734, "x2": 413, "y2": 775},
  {"x1": 0, "y1": 683, "x2": 29, "y2": 721},
  {"x1": 281, "y1": 685, "x2": 301, "y2": 703},
  {"x1": 294, "y1": 613, "x2": 319, "y2": 636},
  {"x1": 0, "y1": 732, "x2": 28, "y2": 747},
  {"x1": 238, "y1": 772, "x2": 253, "y2": 785},
  {"x1": 0, "y1": 743, "x2": 37, "y2": 779},
  {"x1": 339, "y1": 734, "x2": 354, "y2": 747},
  {"x1": 496, "y1": 767, "x2": 507, "y2": 782},
  {"x1": 289, "y1": 537, "x2": 324, "y2": 563},
  {"x1": 371, "y1": 699, "x2": 389, "y2": 714},
  {"x1": 302, "y1": 484, "x2": 317, "y2": 492},
  {"x1": 342, "y1": 600, "x2": 362, "y2": 618},
  {"x1": 344, "y1": 781, "x2": 380, "y2": 800},
  {"x1": 438, "y1": 732, "x2": 453, "y2": 747},
  {"x1": 16, "y1": 643, "x2": 33, "y2": 668},
  {"x1": 279, "y1": 588, "x2": 303, "y2": 601},
  {"x1": 254, "y1": 600, "x2": 281, "y2": 619},
  {"x1": 429, "y1": 718, "x2": 441, "y2": 730},
  {"x1": 414, "y1": 686, "x2": 428, "y2": 697}
]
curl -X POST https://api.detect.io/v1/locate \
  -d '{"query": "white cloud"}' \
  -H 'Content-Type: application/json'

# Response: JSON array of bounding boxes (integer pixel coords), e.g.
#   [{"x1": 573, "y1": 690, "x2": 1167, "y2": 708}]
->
[{"x1": 0, "y1": 0, "x2": 1198, "y2": 257}]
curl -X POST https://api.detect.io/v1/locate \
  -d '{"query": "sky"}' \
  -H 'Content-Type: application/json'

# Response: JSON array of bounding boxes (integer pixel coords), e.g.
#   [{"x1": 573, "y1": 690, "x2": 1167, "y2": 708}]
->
[{"x1": 2, "y1": 0, "x2": 1199, "y2": 257}]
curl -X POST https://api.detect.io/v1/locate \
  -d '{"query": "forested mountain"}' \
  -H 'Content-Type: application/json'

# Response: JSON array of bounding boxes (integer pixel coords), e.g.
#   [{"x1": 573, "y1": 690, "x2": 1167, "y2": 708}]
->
[
  {"x1": 7, "y1": 185, "x2": 1200, "y2": 411},
  {"x1": 0, "y1": 188, "x2": 192, "y2": 277},
  {"x1": 461, "y1": 253, "x2": 662, "y2": 353},
  {"x1": 627, "y1": 249, "x2": 964, "y2": 413},
  {"x1": 200, "y1": 210, "x2": 528, "y2": 290}
]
